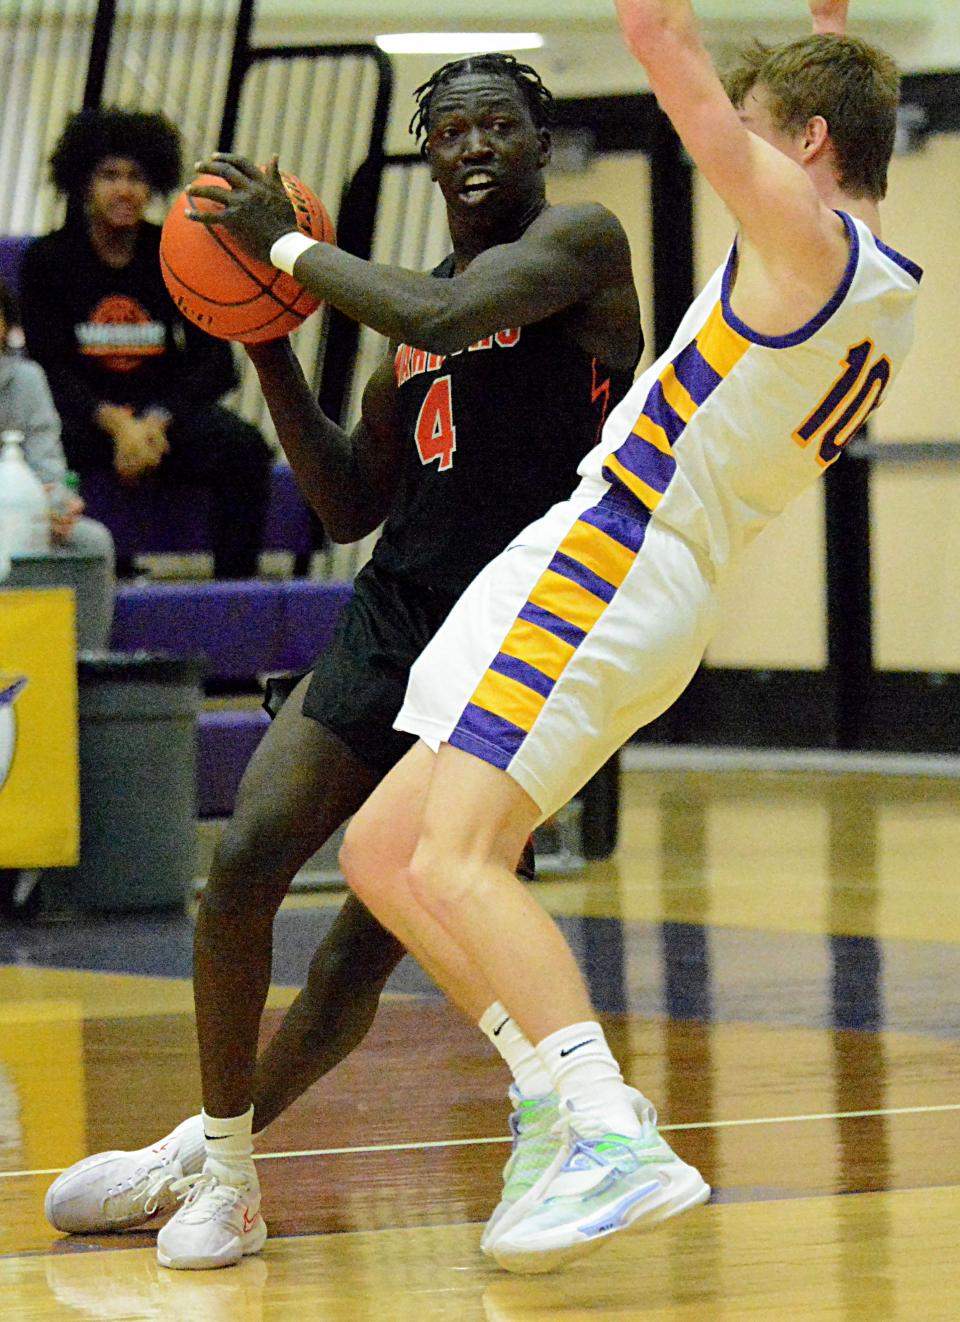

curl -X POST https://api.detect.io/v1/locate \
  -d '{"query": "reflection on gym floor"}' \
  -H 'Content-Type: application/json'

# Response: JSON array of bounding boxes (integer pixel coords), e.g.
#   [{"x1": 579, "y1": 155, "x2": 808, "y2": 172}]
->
[{"x1": 2, "y1": 765, "x2": 959, "y2": 1319}]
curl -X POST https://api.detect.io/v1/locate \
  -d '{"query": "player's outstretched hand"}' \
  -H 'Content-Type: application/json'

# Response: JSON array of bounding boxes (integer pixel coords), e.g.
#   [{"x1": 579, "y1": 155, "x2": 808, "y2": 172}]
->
[
  {"x1": 186, "y1": 154, "x2": 298, "y2": 263},
  {"x1": 809, "y1": 0, "x2": 848, "y2": 36}
]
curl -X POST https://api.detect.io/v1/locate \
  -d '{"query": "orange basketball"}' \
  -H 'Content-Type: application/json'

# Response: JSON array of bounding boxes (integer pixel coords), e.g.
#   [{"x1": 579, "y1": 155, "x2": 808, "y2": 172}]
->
[{"x1": 159, "y1": 170, "x2": 335, "y2": 343}]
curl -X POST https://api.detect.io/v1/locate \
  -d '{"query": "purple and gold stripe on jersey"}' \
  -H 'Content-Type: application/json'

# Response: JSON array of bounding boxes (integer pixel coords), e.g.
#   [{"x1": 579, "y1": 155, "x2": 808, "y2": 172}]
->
[
  {"x1": 602, "y1": 301, "x2": 751, "y2": 511},
  {"x1": 449, "y1": 489, "x2": 650, "y2": 770}
]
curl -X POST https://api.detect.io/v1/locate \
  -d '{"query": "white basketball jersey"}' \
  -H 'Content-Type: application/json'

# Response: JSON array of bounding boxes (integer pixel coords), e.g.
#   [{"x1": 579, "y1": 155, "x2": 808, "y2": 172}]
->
[{"x1": 580, "y1": 212, "x2": 922, "y2": 575}]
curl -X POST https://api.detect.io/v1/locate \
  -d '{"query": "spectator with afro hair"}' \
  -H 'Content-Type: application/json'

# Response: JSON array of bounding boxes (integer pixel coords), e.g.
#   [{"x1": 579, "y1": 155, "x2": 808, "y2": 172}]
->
[
  {"x1": 49, "y1": 107, "x2": 183, "y2": 202},
  {"x1": 20, "y1": 107, "x2": 272, "y2": 579}
]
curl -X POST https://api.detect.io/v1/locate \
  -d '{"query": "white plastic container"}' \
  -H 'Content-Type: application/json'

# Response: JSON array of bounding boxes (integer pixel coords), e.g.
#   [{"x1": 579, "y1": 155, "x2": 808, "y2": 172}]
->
[{"x1": 0, "y1": 429, "x2": 50, "y2": 579}]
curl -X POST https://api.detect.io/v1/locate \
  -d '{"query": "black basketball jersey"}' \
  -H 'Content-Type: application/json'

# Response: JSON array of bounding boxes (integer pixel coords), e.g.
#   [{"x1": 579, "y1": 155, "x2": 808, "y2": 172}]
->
[{"x1": 370, "y1": 254, "x2": 638, "y2": 593}]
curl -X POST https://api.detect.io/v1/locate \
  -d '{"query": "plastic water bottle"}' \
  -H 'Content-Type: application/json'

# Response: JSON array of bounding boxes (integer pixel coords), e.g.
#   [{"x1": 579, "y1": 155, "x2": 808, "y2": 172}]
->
[{"x1": 0, "y1": 429, "x2": 50, "y2": 580}]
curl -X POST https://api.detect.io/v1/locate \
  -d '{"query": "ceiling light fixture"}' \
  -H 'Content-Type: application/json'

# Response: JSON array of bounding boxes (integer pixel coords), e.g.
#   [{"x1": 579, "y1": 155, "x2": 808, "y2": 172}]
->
[{"x1": 376, "y1": 32, "x2": 544, "y2": 56}]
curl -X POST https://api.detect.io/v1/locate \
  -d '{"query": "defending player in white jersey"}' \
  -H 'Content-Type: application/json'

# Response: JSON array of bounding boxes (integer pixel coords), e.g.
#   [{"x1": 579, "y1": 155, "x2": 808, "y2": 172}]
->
[{"x1": 339, "y1": 0, "x2": 921, "y2": 1274}]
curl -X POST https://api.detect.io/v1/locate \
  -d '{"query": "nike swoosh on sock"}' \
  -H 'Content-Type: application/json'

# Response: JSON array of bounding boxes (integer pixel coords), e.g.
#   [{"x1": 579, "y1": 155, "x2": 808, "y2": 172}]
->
[{"x1": 559, "y1": 1038, "x2": 597, "y2": 1058}]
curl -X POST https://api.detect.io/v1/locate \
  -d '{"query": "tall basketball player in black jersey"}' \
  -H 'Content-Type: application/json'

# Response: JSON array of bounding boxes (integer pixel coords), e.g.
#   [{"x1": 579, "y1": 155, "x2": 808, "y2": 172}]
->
[{"x1": 45, "y1": 55, "x2": 642, "y2": 1268}]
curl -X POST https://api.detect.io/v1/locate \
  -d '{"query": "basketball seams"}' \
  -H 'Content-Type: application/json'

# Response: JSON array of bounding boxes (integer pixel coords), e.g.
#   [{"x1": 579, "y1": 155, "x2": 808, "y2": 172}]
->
[
  {"x1": 182, "y1": 173, "x2": 334, "y2": 304},
  {"x1": 176, "y1": 188, "x2": 301, "y2": 311},
  {"x1": 160, "y1": 245, "x2": 314, "y2": 337},
  {"x1": 161, "y1": 267, "x2": 311, "y2": 338},
  {"x1": 160, "y1": 245, "x2": 260, "y2": 309},
  {"x1": 202, "y1": 224, "x2": 301, "y2": 314}
]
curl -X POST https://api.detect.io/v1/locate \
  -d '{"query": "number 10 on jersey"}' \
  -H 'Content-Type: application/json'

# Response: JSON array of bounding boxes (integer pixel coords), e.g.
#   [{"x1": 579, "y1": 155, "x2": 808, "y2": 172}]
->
[
  {"x1": 793, "y1": 338, "x2": 891, "y2": 468},
  {"x1": 414, "y1": 375, "x2": 457, "y2": 471}
]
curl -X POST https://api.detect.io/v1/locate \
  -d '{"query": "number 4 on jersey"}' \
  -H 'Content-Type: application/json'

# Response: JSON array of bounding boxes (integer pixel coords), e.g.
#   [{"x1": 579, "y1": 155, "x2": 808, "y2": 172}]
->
[{"x1": 414, "y1": 375, "x2": 457, "y2": 471}]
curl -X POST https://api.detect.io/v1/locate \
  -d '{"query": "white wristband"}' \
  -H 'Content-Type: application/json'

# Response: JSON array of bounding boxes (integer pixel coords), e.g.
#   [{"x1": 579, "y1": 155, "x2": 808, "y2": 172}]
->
[{"x1": 270, "y1": 232, "x2": 318, "y2": 275}]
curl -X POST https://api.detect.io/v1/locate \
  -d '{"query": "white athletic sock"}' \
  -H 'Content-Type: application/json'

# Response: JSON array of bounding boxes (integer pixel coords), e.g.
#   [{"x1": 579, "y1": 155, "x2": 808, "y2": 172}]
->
[
  {"x1": 536, "y1": 1021, "x2": 643, "y2": 1137},
  {"x1": 201, "y1": 1106, "x2": 257, "y2": 1187},
  {"x1": 479, "y1": 1002, "x2": 554, "y2": 1099}
]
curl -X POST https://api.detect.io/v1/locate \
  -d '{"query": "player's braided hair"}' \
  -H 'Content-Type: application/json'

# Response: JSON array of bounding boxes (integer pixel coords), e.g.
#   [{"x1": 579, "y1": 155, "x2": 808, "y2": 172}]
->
[
  {"x1": 410, "y1": 53, "x2": 554, "y2": 154},
  {"x1": 49, "y1": 106, "x2": 183, "y2": 197}
]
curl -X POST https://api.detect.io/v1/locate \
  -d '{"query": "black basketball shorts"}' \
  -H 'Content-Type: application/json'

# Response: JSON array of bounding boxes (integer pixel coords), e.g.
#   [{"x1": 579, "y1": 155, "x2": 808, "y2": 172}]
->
[
  {"x1": 267, "y1": 562, "x2": 459, "y2": 781},
  {"x1": 261, "y1": 561, "x2": 536, "y2": 879}
]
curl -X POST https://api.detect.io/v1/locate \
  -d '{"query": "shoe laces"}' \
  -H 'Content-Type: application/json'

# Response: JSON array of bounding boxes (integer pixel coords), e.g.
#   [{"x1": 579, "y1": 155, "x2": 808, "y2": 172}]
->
[
  {"x1": 144, "y1": 1167, "x2": 182, "y2": 1216},
  {"x1": 106, "y1": 1153, "x2": 179, "y2": 1215},
  {"x1": 509, "y1": 1095, "x2": 557, "y2": 1144},
  {"x1": 504, "y1": 1094, "x2": 559, "y2": 1163},
  {"x1": 551, "y1": 1095, "x2": 660, "y2": 1142},
  {"x1": 168, "y1": 1170, "x2": 251, "y2": 1216},
  {"x1": 169, "y1": 1171, "x2": 220, "y2": 1206}
]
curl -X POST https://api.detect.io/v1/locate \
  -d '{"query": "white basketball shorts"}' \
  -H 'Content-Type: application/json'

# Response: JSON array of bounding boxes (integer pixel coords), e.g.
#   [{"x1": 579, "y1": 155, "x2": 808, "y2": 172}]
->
[{"x1": 395, "y1": 478, "x2": 718, "y2": 820}]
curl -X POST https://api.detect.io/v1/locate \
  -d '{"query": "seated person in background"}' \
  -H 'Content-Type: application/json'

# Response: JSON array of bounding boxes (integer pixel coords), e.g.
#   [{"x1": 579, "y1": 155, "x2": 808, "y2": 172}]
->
[
  {"x1": 19, "y1": 107, "x2": 272, "y2": 580},
  {"x1": 0, "y1": 274, "x2": 114, "y2": 649}
]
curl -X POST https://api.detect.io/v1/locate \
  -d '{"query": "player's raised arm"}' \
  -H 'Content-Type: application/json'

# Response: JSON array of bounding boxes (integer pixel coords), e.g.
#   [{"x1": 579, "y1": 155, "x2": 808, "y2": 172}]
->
[{"x1": 613, "y1": 0, "x2": 836, "y2": 262}]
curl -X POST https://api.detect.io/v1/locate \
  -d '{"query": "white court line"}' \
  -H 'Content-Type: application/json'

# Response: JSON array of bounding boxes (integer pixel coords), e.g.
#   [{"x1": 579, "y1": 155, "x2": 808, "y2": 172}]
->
[{"x1": 8, "y1": 1100, "x2": 960, "y2": 1181}]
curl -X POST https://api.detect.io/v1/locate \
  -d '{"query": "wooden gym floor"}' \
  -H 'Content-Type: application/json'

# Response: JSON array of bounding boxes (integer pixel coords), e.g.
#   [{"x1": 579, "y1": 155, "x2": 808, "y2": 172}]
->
[{"x1": 1, "y1": 758, "x2": 959, "y2": 1320}]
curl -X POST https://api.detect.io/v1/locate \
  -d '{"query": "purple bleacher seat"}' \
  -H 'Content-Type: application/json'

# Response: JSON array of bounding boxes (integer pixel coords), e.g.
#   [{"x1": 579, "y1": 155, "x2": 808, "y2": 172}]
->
[
  {"x1": 111, "y1": 578, "x2": 353, "y2": 684},
  {"x1": 265, "y1": 463, "x2": 317, "y2": 555},
  {"x1": 190, "y1": 579, "x2": 352, "y2": 816},
  {"x1": 197, "y1": 709, "x2": 270, "y2": 818},
  {"x1": 111, "y1": 559, "x2": 354, "y2": 817},
  {"x1": 111, "y1": 580, "x2": 288, "y2": 684},
  {"x1": 0, "y1": 235, "x2": 32, "y2": 297},
  {"x1": 81, "y1": 461, "x2": 317, "y2": 560}
]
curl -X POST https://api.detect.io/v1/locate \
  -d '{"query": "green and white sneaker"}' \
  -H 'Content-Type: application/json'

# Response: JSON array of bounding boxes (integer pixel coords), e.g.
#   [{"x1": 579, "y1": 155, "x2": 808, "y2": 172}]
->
[
  {"x1": 491, "y1": 1102, "x2": 710, "y2": 1274},
  {"x1": 480, "y1": 1088, "x2": 562, "y2": 1256}
]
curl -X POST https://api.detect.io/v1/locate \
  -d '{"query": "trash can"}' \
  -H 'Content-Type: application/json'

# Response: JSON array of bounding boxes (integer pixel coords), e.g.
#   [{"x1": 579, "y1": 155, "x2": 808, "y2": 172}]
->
[
  {"x1": 4, "y1": 549, "x2": 110, "y2": 652},
  {"x1": 41, "y1": 651, "x2": 204, "y2": 913}
]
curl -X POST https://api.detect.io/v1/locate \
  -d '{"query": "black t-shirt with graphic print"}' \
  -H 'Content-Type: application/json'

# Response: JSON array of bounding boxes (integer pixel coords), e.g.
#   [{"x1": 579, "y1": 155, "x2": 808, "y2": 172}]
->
[{"x1": 20, "y1": 220, "x2": 237, "y2": 430}]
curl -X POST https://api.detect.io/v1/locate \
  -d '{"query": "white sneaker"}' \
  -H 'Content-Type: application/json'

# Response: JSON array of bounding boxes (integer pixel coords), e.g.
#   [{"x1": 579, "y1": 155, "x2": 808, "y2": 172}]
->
[
  {"x1": 482, "y1": 1085, "x2": 649, "y2": 1256},
  {"x1": 491, "y1": 1102, "x2": 709, "y2": 1274},
  {"x1": 480, "y1": 1088, "x2": 562, "y2": 1256},
  {"x1": 45, "y1": 1116, "x2": 205, "y2": 1233},
  {"x1": 156, "y1": 1161, "x2": 267, "y2": 1270}
]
